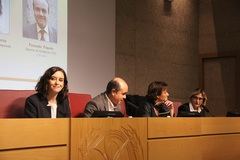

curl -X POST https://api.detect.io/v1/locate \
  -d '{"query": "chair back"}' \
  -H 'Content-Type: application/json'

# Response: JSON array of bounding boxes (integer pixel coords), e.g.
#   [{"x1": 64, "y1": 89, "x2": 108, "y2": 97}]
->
[
  {"x1": 68, "y1": 93, "x2": 91, "y2": 117},
  {"x1": 0, "y1": 90, "x2": 35, "y2": 118}
]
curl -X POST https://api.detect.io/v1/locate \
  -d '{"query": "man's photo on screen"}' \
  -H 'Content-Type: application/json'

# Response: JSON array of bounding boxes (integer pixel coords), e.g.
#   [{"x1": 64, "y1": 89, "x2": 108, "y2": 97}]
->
[
  {"x1": 22, "y1": 0, "x2": 57, "y2": 43},
  {"x1": 0, "y1": 0, "x2": 10, "y2": 34}
]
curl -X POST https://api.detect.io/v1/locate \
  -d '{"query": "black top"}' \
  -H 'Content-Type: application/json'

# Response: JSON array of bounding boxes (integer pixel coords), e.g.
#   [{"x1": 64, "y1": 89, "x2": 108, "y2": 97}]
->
[
  {"x1": 24, "y1": 93, "x2": 71, "y2": 118},
  {"x1": 139, "y1": 100, "x2": 170, "y2": 117},
  {"x1": 177, "y1": 103, "x2": 206, "y2": 117},
  {"x1": 125, "y1": 95, "x2": 147, "y2": 117},
  {"x1": 125, "y1": 95, "x2": 170, "y2": 117}
]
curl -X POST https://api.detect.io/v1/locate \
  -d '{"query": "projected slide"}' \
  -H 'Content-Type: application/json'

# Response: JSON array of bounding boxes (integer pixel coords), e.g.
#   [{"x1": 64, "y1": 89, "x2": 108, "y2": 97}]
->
[{"x1": 0, "y1": 0, "x2": 67, "y2": 89}]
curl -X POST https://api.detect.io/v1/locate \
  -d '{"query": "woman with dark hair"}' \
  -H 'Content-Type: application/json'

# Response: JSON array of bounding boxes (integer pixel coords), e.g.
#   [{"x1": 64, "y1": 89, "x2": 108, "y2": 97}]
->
[
  {"x1": 177, "y1": 88, "x2": 207, "y2": 117},
  {"x1": 24, "y1": 66, "x2": 71, "y2": 118},
  {"x1": 138, "y1": 81, "x2": 174, "y2": 117}
]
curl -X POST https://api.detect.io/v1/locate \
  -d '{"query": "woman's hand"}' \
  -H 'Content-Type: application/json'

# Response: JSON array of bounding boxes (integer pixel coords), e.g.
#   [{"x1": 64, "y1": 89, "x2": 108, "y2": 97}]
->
[
  {"x1": 164, "y1": 100, "x2": 173, "y2": 108},
  {"x1": 164, "y1": 100, "x2": 174, "y2": 117}
]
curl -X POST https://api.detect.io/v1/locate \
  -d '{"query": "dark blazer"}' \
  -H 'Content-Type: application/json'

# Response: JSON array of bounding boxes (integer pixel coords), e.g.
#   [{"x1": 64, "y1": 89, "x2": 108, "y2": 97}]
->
[
  {"x1": 84, "y1": 92, "x2": 122, "y2": 117},
  {"x1": 128, "y1": 95, "x2": 170, "y2": 117},
  {"x1": 138, "y1": 101, "x2": 170, "y2": 117},
  {"x1": 23, "y1": 23, "x2": 57, "y2": 43},
  {"x1": 139, "y1": 101, "x2": 158, "y2": 117},
  {"x1": 177, "y1": 103, "x2": 206, "y2": 117},
  {"x1": 24, "y1": 93, "x2": 71, "y2": 118}
]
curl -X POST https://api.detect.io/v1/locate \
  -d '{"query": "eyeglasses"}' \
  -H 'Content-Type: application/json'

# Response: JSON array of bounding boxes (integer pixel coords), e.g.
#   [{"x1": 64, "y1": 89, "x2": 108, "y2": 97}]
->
[{"x1": 192, "y1": 96, "x2": 204, "y2": 101}]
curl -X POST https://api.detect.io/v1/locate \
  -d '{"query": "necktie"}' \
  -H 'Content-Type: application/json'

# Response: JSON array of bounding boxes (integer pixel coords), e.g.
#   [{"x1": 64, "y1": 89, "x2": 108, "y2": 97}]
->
[{"x1": 39, "y1": 29, "x2": 45, "y2": 41}]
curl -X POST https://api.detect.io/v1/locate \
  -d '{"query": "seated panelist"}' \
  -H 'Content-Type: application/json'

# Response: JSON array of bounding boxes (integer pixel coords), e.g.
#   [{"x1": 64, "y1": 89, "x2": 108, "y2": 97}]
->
[
  {"x1": 84, "y1": 77, "x2": 128, "y2": 117},
  {"x1": 137, "y1": 81, "x2": 174, "y2": 117},
  {"x1": 24, "y1": 66, "x2": 71, "y2": 118},
  {"x1": 177, "y1": 88, "x2": 208, "y2": 117}
]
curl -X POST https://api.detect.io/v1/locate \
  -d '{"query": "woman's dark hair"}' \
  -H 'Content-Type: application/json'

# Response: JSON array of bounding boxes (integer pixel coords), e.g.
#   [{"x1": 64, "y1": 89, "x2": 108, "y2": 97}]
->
[
  {"x1": 146, "y1": 81, "x2": 168, "y2": 104},
  {"x1": 35, "y1": 66, "x2": 68, "y2": 102}
]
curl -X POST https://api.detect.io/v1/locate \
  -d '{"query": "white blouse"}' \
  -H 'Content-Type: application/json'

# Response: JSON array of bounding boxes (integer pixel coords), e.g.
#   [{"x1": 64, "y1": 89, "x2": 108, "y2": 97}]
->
[{"x1": 48, "y1": 103, "x2": 58, "y2": 118}]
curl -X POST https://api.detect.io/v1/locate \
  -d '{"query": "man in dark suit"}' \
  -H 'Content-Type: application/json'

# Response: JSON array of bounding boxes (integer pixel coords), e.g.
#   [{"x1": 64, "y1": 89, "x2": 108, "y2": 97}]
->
[
  {"x1": 23, "y1": 0, "x2": 57, "y2": 43},
  {"x1": 84, "y1": 77, "x2": 128, "y2": 117}
]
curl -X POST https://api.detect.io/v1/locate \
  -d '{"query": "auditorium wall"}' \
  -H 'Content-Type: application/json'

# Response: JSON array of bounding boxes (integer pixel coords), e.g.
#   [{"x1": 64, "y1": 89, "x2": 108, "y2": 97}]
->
[
  {"x1": 116, "y1": 0, "x2": 199, "y2": 102},
  {"x1": 68, "y1": 0, "x2": 115, "y2": 97},
  {"x1": 116, "y1": 0, "x2": 240, "y2": 115}
]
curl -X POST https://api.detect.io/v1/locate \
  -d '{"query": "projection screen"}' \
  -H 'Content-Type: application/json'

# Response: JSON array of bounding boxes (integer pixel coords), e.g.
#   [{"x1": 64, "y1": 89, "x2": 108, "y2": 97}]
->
[{"x1": 0, "y1": 0, "x2": 67, "y2": 89}]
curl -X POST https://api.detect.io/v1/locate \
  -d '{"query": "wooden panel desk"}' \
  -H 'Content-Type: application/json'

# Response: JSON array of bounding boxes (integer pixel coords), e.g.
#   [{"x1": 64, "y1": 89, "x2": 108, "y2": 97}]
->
[
  {"x1": 1, "y1": 118, "x2": 240, "y2": 160},
  {"x1": 70, "y1": 118, "x2": 147, "y2": 160},
  {"x1": 0, "y1": 119, "x2": 70, "y2": 160},
  {"x1": 148, "y1": 117, "x2": 240, "y2": 160}
]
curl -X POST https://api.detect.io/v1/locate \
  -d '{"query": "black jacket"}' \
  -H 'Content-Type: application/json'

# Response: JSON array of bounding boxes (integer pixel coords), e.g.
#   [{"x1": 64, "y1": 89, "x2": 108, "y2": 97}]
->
[
  {"x1": 24, "y1": 93, "x2": 71, "y2": 118},
  {"x1": 125, "y1": 95, "x2": 170, "y2": 117},
  {"x1": 177, "y1": 103, "x2": 206, "y2": 117}
]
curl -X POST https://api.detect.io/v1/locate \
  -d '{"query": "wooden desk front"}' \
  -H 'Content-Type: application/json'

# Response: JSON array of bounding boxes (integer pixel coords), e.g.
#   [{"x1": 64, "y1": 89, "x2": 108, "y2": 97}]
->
[
  {"x1": 70, "y1": 118, "x2": 147, "y2": 160},
  {"x1": 148, "y1": 118, "x2": 240, "y2": 160},
  {"x1": 1, "y1": 118, "x2": 240, "y2": 160},
  {"x1": 0, "y1": 119, "x2": 70, "y2": 160}
]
